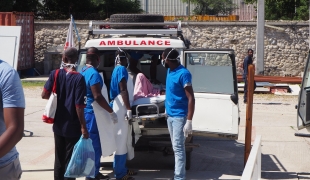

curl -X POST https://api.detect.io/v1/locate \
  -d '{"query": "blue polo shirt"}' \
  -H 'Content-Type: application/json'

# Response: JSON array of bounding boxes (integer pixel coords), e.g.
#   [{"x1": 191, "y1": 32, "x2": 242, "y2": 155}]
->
[
  {"x1": 0, "y1": 60, "x2": 25, "y2": 167},
  {"x1": 109, "y1": 65, "x2": 128, "y2": 106},
  {"x1": 165, "y1": 65, "x2": 192, "y2": 117},
  {"x1": 44, "y1": 69, "x2": 86, "y2": 137},
  {"x1": 80, "y1": 66, "x2": 103, "y2": 113}
]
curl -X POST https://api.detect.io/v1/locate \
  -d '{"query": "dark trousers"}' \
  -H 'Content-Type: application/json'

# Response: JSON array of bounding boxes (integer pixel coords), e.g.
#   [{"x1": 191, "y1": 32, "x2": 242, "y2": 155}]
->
[
  {"x1": 54, "y1": 133, "x2": 80, "y2": 180},
  {"x1": 243, "y1": 77, "x2": 256, "y2": 103},
  {"x1": 243, "y1": 78, "x2": 248, "y2": 103}
]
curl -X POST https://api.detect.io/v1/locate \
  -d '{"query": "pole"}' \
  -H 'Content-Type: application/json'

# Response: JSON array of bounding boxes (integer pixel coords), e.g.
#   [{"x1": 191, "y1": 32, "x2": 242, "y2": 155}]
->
[
  {"x1": 244, "y1": 64, "x2": 255, "y2": 167},
  {"x1": 256, "y1": 0, "x2": 265, "y2": 75},
  {"x1": 188, "y1": 0, "x2": 190, "y2": 16}
]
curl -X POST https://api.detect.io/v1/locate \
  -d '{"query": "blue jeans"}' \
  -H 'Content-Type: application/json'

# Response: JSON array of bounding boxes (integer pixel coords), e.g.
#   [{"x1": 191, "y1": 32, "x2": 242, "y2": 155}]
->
[
  {"x1": 167, "y1": 116, "x2": 187, "y2": 180},
  {"x1": 85, "y1": 112, "x2": 102, "y2": 177}
]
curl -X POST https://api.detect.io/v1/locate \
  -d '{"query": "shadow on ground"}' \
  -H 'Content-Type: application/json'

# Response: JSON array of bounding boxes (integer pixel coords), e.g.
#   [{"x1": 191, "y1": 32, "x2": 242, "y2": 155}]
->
[{"x1": 101, "y1": 136, "x2": 296, "y2": 179}]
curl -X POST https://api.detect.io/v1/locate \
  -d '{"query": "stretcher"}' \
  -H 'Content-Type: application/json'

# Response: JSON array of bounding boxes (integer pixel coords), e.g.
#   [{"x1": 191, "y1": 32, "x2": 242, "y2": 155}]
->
[{"x1": 131, "y1": 95, "x2": 167, "y2": 121}]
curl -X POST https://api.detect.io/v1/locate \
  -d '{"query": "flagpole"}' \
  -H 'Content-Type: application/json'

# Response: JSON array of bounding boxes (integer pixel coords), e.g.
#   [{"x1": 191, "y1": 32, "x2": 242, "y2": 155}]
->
[{"x1": 71, "y1": 15, "x2": 81, "y2": 51}]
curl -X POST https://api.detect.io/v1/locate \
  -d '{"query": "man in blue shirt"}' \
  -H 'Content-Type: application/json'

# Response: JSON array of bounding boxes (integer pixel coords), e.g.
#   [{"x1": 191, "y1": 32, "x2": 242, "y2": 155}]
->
[
  {"x1": 162, "y1": 48, "x2": 195, "y2": 180},
  {"x1": 42, "y1": 47, "x2": 89, "y2": 180},
  {"x1": 0, "y1": 59, "x2": 25, "y2": 179},
  {"x1": 80, "y1": 47, "x2": 118, "y2": 180},
  {"x1": 243, "y1": 49, "x2": 254, "y2": 103},
  {"x1": 110, "y1": 49, "x2": 136, "y2": 180}
]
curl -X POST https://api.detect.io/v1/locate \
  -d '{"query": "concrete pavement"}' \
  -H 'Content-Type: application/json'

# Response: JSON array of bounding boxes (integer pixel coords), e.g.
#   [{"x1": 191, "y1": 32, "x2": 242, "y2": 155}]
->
[{"x1": 18, "y1": 87, "x2": 310, "y2": 179}]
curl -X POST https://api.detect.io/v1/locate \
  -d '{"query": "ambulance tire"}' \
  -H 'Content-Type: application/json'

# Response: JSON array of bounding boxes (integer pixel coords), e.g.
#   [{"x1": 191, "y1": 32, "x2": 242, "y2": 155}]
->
[{"x1": 109, "y1": 14, "x2": 165, "y2": 29}]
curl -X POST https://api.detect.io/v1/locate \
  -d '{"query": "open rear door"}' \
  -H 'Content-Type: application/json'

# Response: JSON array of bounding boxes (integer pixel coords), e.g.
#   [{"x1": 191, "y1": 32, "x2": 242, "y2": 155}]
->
[
  {"x1": 183, "y1": 49, "x2": 239, "y2": 139},
  {"x1": 297, "y1": 52, "x2": 310, "y2": 130},
  {"x1": 0, "y1": 26, "x2": 21, "y2": 70}
]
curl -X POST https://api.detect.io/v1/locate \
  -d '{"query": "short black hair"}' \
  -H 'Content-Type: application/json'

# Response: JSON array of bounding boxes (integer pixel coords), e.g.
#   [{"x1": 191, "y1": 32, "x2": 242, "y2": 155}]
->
[
  {"x1": 64, "y1": 47, "x2": 78, "y2": 63},
  {"x1": 86, "y1": 47, "x2": 99, "y2": 61},
  {"x1": 248, "y1": 49, "x2": 254, "y2": 53},
  {"x1": 163, "y1": 48, "x2": 179, "y2": 60}
]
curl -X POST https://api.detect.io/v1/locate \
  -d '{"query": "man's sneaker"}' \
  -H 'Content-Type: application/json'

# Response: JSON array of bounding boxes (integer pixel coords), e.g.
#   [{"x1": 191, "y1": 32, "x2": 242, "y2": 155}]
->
[
  {"x1": 85, "y1": 172, "x2": 110, "y2": 180},
  {"x1": 127, "y1": 170, "x2": 137, "y2": 176},
  {"x1": 116, "y1": 175, "x2": 135, "y2": 180}
]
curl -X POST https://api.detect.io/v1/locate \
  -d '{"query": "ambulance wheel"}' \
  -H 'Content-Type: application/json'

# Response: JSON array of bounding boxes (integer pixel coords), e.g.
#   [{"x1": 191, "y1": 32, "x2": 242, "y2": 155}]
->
[{"x1": 109, "y1": 14, "x2": 164, "y2": 29}]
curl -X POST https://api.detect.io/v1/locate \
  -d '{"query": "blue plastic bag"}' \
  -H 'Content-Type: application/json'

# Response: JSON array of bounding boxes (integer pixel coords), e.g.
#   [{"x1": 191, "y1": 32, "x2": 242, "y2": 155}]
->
[{"x1": 64, "y1": 136, "x2": 95, "y2": 178}]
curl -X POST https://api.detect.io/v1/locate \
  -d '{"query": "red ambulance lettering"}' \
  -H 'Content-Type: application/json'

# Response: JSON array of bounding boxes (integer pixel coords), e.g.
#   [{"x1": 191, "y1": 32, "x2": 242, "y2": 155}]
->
[
  {"x1": 125, "y1": 40, "x2": 131, "y2": 45},
  {"x1": 165, "y1": 40, "x2": 171, "y2": 45},
  {"x1": 157, "y1": 40, "x2": 163, "y2": 45},
  {"x1": 140, "y1": 40, "x2": 147, "y2": 45},
  {"x1": 108, "y1": 41, "x2": 115, "y2": 45},
  {"x1": 117, "y1": 40, "x2": 123, "y2": 45},
  {"x1": 148, "y1": 40, "x2": 155, "y2": 45}
]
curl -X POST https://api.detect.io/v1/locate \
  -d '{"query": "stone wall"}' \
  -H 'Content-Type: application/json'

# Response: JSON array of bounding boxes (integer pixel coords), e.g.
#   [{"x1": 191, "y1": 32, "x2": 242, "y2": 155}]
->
[{"x1": 34, "y1": 21, "x2": 309, "y2": 76}]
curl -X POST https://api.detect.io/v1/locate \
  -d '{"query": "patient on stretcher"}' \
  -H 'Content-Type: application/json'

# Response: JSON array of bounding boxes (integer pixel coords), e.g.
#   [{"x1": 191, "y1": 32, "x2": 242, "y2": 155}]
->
[
  {"x1": 132, "y1": 73, "x2": 166, "y2": 115},
  {"x1": 133, "y1": 73, "x2": 165, "y2": 101}
]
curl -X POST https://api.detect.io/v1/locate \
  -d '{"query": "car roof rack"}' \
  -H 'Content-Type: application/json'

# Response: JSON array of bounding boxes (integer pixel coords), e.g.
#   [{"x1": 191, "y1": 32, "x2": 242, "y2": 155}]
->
[{"x1": 88, "y1": 21, "x2": 182, "y2": 36}]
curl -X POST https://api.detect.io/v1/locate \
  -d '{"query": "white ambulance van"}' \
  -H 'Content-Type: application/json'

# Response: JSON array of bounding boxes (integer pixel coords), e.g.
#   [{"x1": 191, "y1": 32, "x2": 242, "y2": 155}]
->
[{"x1": 77, "y1": 15, "x2": 240, "y2": 169}]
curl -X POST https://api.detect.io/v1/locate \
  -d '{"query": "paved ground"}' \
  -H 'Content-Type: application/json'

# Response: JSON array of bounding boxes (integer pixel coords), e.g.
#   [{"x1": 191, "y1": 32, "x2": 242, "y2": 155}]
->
[{"x1": 18, "y1": 85, "x2": 310, "y2": 180}]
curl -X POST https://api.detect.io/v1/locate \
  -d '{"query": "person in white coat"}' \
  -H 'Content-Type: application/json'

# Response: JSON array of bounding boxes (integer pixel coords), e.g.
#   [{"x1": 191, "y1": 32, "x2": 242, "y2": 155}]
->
[
  {"x1": 109, "y1": 49, "x2": 136, "y2": 180},
  {"x1": 80, "y1": 47, "x2": 118, "y2": 180}
]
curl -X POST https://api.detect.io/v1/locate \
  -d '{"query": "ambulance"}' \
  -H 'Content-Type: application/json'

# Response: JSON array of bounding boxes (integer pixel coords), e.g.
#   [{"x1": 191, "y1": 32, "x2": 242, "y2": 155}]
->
[{"x1": 77, "y1": 18, "x2": 240, "y2": 169}]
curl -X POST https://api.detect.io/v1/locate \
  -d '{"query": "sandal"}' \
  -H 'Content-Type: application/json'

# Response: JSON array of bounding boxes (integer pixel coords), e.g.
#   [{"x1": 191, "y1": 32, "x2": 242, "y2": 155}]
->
[
  {"x1": 127, "y1": 169, "x2": 137, "y2": 176},
  {"x1": 117, "y1": 174, "x2": 135, "y2": 180}
]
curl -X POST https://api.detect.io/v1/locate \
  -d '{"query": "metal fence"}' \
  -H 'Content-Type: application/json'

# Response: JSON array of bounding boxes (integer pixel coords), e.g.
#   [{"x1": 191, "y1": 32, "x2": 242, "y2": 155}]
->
[{"x1": 241, "y1": 135, "x2": 262, "y2": 180}]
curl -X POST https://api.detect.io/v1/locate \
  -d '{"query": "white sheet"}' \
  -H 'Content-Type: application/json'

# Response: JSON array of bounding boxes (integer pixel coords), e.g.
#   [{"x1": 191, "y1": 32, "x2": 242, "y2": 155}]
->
[{"x1": 133, "y1": 95, "x2": 166, "y2": 106}]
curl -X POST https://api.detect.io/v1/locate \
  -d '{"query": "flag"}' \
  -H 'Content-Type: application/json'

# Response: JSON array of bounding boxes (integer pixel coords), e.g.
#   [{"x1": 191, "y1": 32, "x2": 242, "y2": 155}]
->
[{"x1": 64, "y1": 15, "x2": 75, "y2": 50}]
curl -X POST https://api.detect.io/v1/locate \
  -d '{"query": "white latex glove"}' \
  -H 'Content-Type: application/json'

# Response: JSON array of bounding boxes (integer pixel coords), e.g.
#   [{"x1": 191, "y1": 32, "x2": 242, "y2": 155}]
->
[
  {"x1": 126, "y1": 110, "x2": 132, "y2": 121},
  {"x1": 183, "y1": 120, "x2": 192, "y2": 137},
  {"x1": 109, "y1": 112, "x2": 118, "y2": 124}
]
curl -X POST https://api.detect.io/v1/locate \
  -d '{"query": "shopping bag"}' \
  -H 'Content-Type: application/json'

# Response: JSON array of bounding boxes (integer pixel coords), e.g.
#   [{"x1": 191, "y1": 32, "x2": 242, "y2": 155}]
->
[
  {"x1": 64, "y1": 136, "x2": 95, "y2": 178},
  {"x1": 42, "y1": 69, "x2": 59, "y2": 124}
]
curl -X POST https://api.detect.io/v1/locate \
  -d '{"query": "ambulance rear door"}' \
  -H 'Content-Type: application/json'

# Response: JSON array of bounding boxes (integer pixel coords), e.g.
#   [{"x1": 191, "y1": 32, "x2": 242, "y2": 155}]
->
[{"x1": 183, "y1": 49, "x2": 239, "y2": 139}]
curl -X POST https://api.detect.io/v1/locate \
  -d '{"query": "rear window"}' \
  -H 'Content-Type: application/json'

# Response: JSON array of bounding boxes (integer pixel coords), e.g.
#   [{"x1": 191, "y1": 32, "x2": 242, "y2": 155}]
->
[{"x1": 185, "y1": 52, "x2": 234, "y2": 94}]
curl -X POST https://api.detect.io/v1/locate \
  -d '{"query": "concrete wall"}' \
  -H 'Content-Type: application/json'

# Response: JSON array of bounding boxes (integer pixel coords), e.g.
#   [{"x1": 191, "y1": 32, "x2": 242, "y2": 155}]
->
[{"x1": 34, "y1": 21, "x2": 309, "y2": 76}]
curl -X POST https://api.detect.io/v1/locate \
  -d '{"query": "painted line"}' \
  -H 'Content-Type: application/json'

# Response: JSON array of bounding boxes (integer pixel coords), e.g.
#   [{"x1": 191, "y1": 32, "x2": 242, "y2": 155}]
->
[{"x1": 29, "y1": 148, "x2": 54, "y2": 165}]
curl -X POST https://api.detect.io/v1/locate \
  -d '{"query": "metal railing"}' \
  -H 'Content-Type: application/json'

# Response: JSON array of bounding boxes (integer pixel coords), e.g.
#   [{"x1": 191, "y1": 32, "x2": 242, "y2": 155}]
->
[
  {"x1": 241, "y1": 135, "x2": 262, "y2": 180},
  {"x1": 88, "y1": 21, "x2": 182, "y2": 36}
]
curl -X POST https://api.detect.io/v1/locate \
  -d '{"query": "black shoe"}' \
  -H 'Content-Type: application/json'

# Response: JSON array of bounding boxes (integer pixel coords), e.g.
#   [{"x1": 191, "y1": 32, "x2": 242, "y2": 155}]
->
[
  {"x1": 116, "y1": 175, "x2": 135, "y2": 180},
  {"x1": 86, "y1": 172, "x2": 110, "y2": 180},
  {"x1": 127, "y1": 170, "x2": 137, "y2": 176}
]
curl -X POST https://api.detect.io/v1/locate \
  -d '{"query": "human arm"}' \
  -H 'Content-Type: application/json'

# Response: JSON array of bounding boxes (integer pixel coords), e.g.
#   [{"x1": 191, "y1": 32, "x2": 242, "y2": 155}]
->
[
  {"x1": 183, "y1": 86, "x2": 195, "y2": 137},
  {"x1": 185, "y1": 86, "x2": 195, "y2": 121},
  {"x1": 91, "y1": 83, "x2": 118, "y2": 123},
  {"x1": 41, "y1": 71, "x2": 55, "y2": 99},
  {"x1": 76, "y1": 107, "x2": 89, "y2": 139},
  {"x1": 0, "y1": 108, "x2": 24, "y2": 158},
  {"x1": 181, "y1": 71, "x2": 195, "y2": 137},
  {"x1": 76, "y1": 77, "x2": 89, "y2": 138},
  {"x1": 119, "y1": 78, "x2": 131, "y2": 110},
  {"x1": 243, "y1": 57, "x2": 249, "y2": 77},
  {"x1": 91, "y1": 83, "x2": 113, "y2": 113},
  {"x1": 0, "y1": 68, "x2": 25, "y2": 157}
]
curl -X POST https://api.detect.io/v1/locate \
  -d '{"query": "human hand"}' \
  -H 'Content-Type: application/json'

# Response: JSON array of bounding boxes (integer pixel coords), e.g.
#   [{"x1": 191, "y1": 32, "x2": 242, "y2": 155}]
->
[
  {"x1": 183, "y1": 120, "x2": 192, "y2": 137},
  {"x1": 110, "y1": 112, "x2": 118, "y2": 124},
  {"x1": 125, "y1": 110, "x2": 132, "y2": 121},
  {"x1": 81, "y1": 127, "x2": 89, "y2": 139}
]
